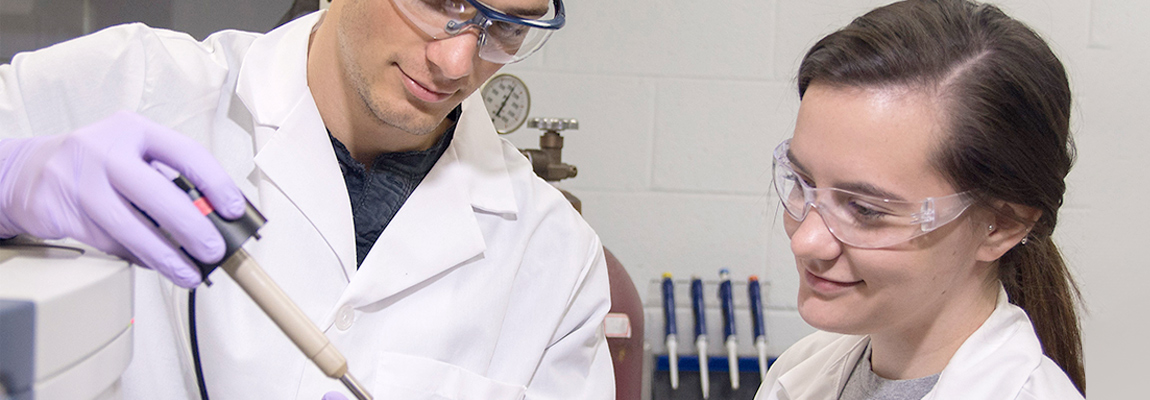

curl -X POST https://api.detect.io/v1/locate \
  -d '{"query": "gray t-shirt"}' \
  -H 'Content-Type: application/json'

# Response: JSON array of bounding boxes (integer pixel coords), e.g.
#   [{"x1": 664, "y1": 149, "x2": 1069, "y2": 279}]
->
[{"x1": 839, "y1": 345, "x2": 940, "y2": 400}]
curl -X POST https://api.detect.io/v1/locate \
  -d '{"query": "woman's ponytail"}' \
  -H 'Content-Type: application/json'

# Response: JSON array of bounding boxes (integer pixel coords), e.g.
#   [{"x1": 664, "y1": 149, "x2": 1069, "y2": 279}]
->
[{"x1": 999, "y1": 236, "x2": 1085, "y2": 393}]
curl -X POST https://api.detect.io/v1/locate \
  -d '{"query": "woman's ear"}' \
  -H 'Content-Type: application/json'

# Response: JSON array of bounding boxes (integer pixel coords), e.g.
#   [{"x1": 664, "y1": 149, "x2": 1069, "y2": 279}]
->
[{"x1": 977, "y1": 202, "x2": 1042, "y2": 262}]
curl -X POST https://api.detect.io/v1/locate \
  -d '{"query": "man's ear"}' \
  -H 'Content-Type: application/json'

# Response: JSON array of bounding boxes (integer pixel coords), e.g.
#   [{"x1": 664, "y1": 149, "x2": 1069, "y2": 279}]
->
[{"x1": 977, "y1": 202, "x2": 1042, "y2": 262}]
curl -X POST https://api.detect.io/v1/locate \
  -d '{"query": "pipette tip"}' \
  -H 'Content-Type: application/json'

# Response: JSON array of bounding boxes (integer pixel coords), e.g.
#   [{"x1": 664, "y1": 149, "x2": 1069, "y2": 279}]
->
[{"x1": 340, "y1": 373, "x2": 372, "y2": 400}]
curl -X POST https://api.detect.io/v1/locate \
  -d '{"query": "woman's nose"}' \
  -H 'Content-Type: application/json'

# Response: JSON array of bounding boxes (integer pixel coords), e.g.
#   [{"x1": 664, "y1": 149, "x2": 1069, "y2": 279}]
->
[{"x1": 788, "y1": 208, "x2": 843, "y2": 261}]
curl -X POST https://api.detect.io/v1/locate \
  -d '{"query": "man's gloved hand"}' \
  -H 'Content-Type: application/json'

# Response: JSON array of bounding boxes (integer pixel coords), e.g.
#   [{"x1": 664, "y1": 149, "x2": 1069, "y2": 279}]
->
[
  {"x1": 322, "y1": 392, "x2": 348, "y2": 400},
  {"x1": 0, "y1": 111, "x2": 245, "y2": 287}
]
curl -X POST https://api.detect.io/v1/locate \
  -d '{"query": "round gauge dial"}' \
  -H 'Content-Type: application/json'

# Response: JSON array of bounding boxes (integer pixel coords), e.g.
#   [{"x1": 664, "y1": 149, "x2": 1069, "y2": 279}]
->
[{"x1": 481, "y1": 74, "x2": 531, "y2": 134}]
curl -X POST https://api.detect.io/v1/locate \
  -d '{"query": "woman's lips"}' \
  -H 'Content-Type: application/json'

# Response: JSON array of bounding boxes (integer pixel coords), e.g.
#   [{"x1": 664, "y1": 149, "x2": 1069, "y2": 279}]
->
[
  {"x1": 804, "y1": 270, "x2": 861, "y2": 295},
  {"x1": 401, "y1": 71, "x2": 452, "y2": 103}
]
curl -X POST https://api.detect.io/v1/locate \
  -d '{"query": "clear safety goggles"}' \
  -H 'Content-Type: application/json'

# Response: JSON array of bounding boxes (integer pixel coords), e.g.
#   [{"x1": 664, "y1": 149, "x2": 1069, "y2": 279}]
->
[
  {"x1": 772, "y1": 139, "x2": 975, "y2": 249},
  {"x1": 392, "y1": 0, "x2": 565, "y2": 64}
]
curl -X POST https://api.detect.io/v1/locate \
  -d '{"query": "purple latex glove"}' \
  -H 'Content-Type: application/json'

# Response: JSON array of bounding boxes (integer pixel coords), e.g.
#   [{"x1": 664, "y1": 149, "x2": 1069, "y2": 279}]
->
[
  {"x1": 322, "y1": 392, "x2": 348, "y2": 400},
  {"x1": 0, "y1": 111, "x2": 245, "y2": 287}
]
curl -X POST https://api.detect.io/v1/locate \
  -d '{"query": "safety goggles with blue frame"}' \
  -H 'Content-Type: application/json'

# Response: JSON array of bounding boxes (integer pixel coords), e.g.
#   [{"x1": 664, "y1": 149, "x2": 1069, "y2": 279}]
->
[{"x1": 392, "y1": 0, "x2": 566, "y2": 64}]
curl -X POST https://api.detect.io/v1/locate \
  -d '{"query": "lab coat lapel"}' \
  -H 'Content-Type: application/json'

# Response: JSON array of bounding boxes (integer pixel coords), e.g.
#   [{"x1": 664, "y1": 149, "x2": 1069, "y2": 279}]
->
[
  {"x1": 338, "y1": 95, "x2": 519, "y2": 310},
  {"x1": 237, "y1": 13, "x2": 518, "y2": 309},
  {"x1": 924, "y1": 287, "x2": 1040, "y2": 400},
  {"x1": 776, "y1": 335, "x2": 866, "y2": 400},
  {"x1": 237, "y1": 10, "x2": 358, "y2": 279},
  {"x1": 252, "y1": 95, "x2": 357, "y2": 278}
]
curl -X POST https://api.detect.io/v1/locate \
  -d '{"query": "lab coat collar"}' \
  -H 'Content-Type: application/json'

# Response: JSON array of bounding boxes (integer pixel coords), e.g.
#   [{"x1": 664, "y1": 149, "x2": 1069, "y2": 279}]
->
[
  {"x1": 924, "y1": 286, "x2": 1042, "y2": 400},
  {"x1": 236, "y1": 10, "x2": 319, "y2": 128},
  {"x1": 774, "y1": 286, "x2": 1044, "y2": 400},
  {"x1": 776, "y1": 333, "x2": 868, "y2": 399},
  {"x1": 236, "y1": 11, "x2": 521, "y2": 313},
  {"x1": 449, "y1": 95, "x2": 520, "y2": 216},
  {"x1": 239, "y1": 10, "x2": 358, "y2": 277},
  {"x1": 336, "y1": 94, "x2": 520, "y2": 312}
]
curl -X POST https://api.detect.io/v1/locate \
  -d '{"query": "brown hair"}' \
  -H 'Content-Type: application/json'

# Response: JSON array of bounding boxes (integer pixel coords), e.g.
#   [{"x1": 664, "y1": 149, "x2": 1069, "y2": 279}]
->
[{"x1": 796, "y1": 0, "x2": 1084, "y2": 394}]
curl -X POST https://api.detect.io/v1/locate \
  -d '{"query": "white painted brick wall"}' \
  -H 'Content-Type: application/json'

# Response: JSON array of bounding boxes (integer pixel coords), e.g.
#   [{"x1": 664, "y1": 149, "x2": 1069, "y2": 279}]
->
[{"x1": 501, "y1": 0, "x2": 1150, "y2": 395}]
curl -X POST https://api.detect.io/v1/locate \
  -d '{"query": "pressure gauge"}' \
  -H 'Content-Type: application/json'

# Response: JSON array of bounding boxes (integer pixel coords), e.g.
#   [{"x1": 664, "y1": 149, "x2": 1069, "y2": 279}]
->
[{"x1": 481, "y1": 74, "x2": 531, "y2": 134}]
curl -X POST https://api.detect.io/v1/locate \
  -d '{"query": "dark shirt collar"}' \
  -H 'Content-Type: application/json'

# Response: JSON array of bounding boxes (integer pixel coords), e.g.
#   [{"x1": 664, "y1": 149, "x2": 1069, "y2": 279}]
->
[
  {"x1": 328, "y1": 105, "x2": 461, "y2": 266},
  {"x1": 329, "y1": 106, "x2": 460, "y2": 177}
]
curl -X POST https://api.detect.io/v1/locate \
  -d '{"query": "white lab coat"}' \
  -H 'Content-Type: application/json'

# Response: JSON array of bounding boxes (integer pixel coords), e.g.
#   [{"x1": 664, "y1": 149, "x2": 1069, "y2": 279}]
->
[
  {"x1": 754, "y1": 286, "x2": 1082, "y2": 400},
  {"x1": 0, "y1": 11, "x2": 614, "y2": 400}
]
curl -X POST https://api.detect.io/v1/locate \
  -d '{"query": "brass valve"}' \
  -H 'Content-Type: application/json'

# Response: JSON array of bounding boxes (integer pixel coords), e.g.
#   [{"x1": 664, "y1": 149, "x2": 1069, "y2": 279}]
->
[{"x1": 521, "y1": 118, "x2": 578, "y2": 182}]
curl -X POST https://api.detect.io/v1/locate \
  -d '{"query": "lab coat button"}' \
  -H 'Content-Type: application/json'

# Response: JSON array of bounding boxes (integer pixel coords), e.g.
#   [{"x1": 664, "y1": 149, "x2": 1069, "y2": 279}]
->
[{"x1": 335, "y1": 305, "x2": 354, "y2": 331}]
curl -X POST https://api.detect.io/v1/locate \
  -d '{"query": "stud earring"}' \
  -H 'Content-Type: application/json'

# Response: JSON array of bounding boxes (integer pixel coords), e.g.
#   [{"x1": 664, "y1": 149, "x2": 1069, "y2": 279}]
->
[
  {"x1": 988, "y1": 224, "x2": 995, "y2": 231},
  {"x1": 1020, "y1": 237, "x2": 1029, "y2": 245}
]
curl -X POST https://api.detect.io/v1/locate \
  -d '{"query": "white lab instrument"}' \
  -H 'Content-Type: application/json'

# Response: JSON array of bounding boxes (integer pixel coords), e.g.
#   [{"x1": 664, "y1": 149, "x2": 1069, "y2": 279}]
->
[{"x1": 0, "y1": 239, "x2": 133, "y2": 400}]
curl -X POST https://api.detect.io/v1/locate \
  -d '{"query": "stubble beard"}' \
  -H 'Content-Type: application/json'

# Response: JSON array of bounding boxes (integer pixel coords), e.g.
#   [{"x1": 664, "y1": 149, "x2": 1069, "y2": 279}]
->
[
  {"x1": 348, "y1": 62, "x2": 441, "y2": 138},
  {"x1": 337, "y1": 22, "x2": 441, "y2": 138}
]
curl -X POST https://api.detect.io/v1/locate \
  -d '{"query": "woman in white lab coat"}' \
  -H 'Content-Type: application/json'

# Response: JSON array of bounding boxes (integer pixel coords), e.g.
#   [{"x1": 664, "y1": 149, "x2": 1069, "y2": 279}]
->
[
  {"x1": 756, "y1": 0, "x2": 1084, "y2": 399},
  {"x1": 0, "y1": 8, "x2": 613, "y2": 400}
]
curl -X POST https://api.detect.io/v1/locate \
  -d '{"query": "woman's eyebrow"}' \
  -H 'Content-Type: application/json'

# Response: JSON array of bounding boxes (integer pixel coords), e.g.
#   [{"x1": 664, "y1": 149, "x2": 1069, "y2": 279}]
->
[
  {"x1": 787, "y1": 149, "x2": 906, "y2": 201},
  {"x1": 786, "y1": 148, "x2": 809, "y2": 174},
  {"x1": 836, "y1": 182, "x2": 906, "y2": 202}
]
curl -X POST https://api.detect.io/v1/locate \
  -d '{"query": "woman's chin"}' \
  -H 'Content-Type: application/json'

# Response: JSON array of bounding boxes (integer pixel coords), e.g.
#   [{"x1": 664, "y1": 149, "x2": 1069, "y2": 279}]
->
[{"x1": 797, "y1": 297, "x2": 869, "y2": 335}]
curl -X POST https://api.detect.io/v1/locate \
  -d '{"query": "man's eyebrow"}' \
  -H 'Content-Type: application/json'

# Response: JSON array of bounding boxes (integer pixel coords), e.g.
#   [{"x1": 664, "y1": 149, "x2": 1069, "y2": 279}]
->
[
  {"x1": 489, "y1": 1, "x2": 550, "y2": 19},
  {"x1": 787, "y1": 148, "x2": 906, "y2": 201},
  {"x1": 507, "y1": 7, "x2": 549, "y2": 18}
]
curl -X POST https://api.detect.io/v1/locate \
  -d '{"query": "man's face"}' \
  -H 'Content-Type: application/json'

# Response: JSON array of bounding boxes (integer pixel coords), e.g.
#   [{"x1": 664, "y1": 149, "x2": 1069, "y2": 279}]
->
[{"x1": 330, "y1": 0, "x2": 523, "y2": 137}]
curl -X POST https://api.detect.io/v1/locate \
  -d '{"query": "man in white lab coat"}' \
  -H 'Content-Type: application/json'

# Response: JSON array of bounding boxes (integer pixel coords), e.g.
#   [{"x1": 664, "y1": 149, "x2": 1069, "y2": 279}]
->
[{"x1": 0, "y1": 0, "x2": 613, "y2": 399}]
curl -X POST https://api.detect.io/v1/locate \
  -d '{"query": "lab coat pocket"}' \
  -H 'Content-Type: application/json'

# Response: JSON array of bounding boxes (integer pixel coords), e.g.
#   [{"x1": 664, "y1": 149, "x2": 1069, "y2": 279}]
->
[{"x1": 372, "y1": 352, "x2": 527, "y2": 400}]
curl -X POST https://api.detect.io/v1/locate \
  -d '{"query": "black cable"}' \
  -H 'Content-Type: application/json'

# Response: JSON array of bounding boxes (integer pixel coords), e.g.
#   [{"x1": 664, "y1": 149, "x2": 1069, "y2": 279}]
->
[{"x1": 189, "y1": 289, "x2": 210, "y2": 400}]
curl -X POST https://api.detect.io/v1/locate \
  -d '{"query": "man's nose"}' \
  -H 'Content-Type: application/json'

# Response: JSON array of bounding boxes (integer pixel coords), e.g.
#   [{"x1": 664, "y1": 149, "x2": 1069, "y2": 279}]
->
[{"x1": 427, "y1": 30, "x2": 481, "y2": 80}]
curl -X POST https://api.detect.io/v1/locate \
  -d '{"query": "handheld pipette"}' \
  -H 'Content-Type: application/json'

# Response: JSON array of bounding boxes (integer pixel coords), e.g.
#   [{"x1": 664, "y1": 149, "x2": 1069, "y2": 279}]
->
[
  {"x1": 749, "y1": 276, "x2": 768, "y2": 380},
  {"x1": 173, "y1": 175, "x2": 372, "y2": 400},
  {"x1": 691, "y1": 277, "x2": 709, "y2": 399},
  {"x1": 661, "y1": 273, "x2": 679, "y2": 389},
  {"x1": 718, "y1": 269, "x2": 739, "y2": 390}
]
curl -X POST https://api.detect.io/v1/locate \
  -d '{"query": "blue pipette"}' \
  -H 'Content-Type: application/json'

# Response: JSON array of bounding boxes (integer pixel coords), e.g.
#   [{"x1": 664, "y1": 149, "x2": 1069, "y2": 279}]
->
[
  {"x1": 718, "y1": 269, "x2": 739, "y2": 389},
  {"x1": 661, "y1": 273, "x2": 679, "y2": 389},
  {"x1": 691, "y1": 277, "x2": 709, "y2": 399},
  {"x1": 749, "y1": 275, "x2": 768, "y2": 380}
]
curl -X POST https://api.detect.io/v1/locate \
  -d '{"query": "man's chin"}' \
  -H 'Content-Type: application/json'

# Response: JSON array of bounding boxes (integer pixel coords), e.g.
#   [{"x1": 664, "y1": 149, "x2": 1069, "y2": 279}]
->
[{"x1": 365, "y1": 100, "x2": 446, "y2": 137}]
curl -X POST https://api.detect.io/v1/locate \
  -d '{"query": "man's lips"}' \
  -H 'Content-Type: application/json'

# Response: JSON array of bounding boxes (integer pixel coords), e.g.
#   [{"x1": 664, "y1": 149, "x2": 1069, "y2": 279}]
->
[{"x1": 400, "y1": 70, "x2": 453, "y2": 103}]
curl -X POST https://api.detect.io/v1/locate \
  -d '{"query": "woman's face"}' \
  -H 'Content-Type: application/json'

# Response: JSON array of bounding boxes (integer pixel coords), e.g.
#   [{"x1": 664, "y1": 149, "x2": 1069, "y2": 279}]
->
[{"x1": 786, "y1": 84, "x2": 993, "y2": 337}]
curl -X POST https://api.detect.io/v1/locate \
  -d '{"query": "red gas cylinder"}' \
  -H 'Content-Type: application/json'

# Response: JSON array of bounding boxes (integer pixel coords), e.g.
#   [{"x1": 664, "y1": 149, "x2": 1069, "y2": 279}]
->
[
  {"x1": 516, "y1": 119, "x2": 645, "y2": 399},
  {"x1": 603, "y1": 247, "x2": 644, "y2": 400}
]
